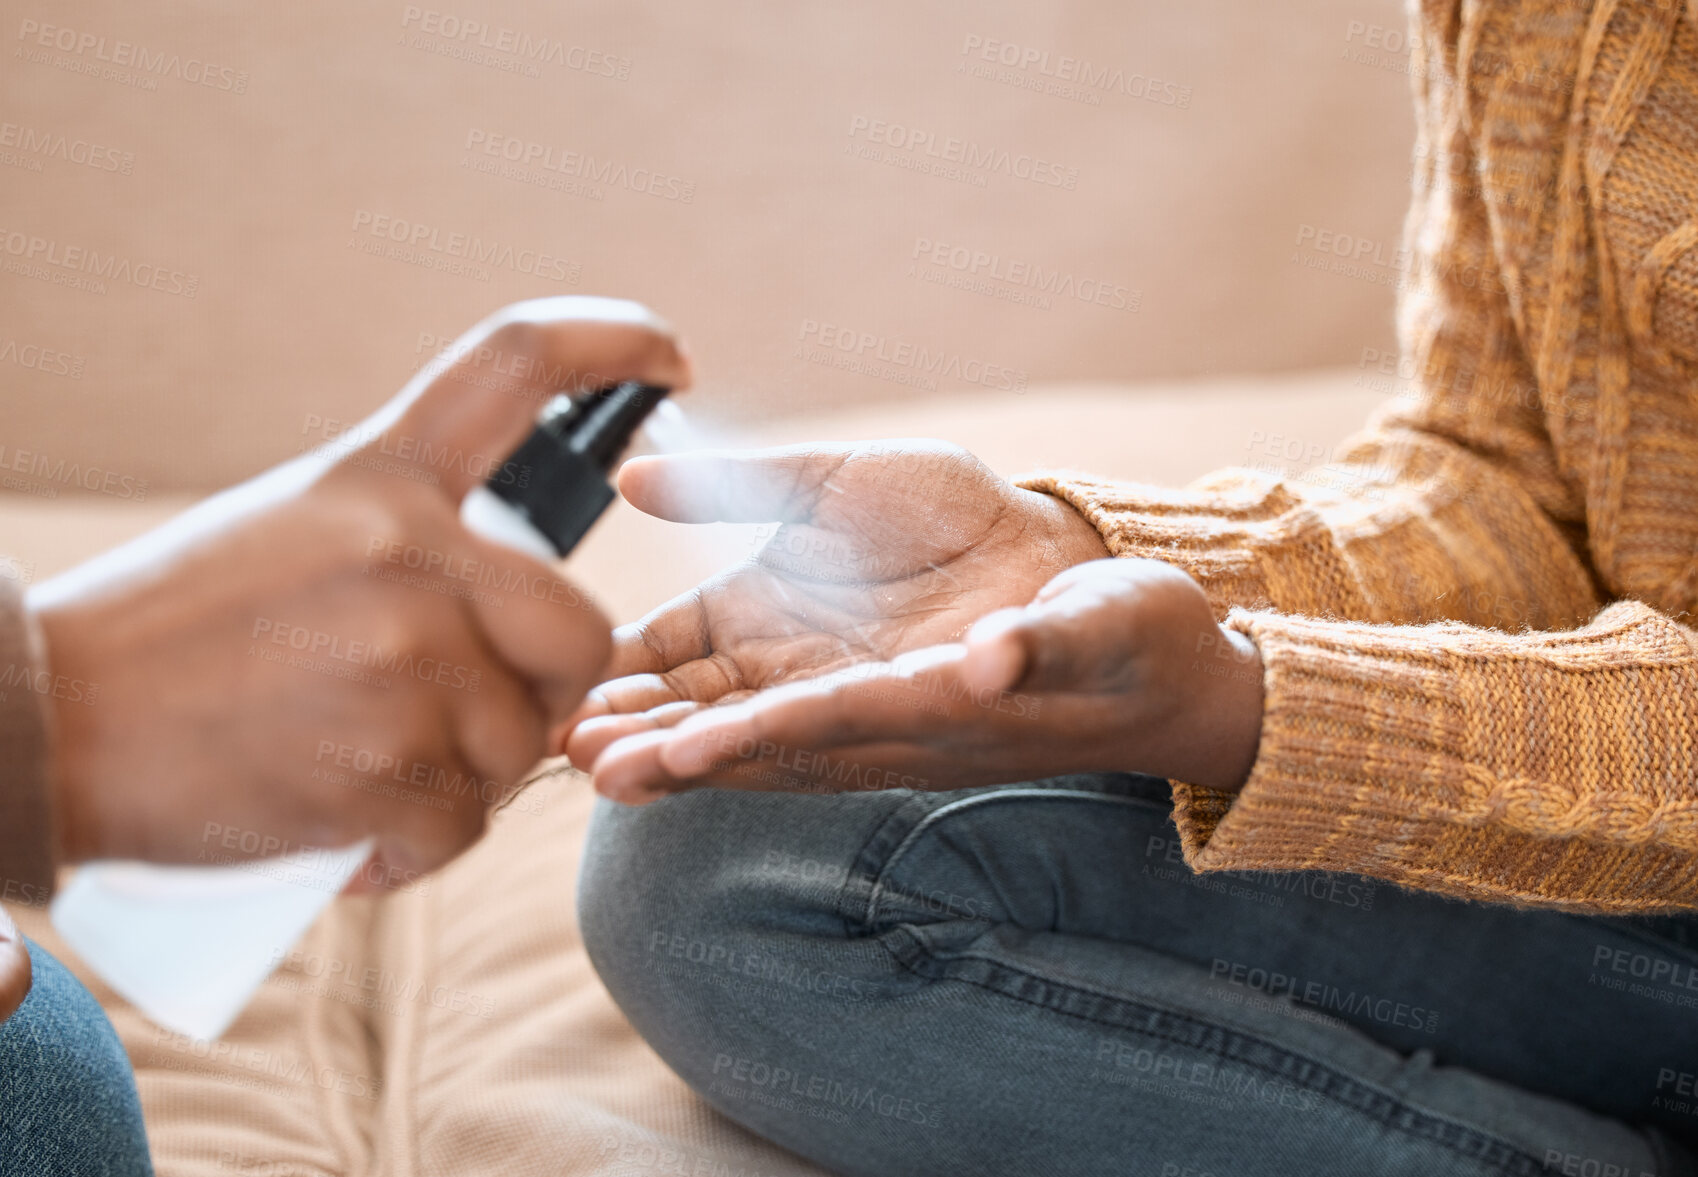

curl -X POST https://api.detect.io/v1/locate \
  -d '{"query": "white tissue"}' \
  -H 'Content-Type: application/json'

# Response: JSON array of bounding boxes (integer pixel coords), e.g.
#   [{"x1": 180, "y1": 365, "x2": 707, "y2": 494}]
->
[{"x1": 50, "y1": 838, "x2": 374, "y2": 1041}]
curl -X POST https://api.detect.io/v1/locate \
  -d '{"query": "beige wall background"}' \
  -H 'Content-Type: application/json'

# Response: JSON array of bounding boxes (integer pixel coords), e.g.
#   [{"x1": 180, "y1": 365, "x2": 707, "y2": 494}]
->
[{"x1": 2, "y1": 0, "x2": 1416, "y2": 493}]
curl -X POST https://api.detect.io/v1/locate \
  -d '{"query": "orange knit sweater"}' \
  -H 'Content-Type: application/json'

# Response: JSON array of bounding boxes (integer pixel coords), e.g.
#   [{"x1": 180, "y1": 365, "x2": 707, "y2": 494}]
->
[{"x1": 1026, "y1": 0, "x2": 1698, "y2": 913}]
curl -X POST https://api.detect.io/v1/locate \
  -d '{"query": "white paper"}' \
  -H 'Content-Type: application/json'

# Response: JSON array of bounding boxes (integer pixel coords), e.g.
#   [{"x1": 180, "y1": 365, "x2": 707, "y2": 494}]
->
[{"x1": 51, "y1": 838, "x2": 374, "y2": 1040}]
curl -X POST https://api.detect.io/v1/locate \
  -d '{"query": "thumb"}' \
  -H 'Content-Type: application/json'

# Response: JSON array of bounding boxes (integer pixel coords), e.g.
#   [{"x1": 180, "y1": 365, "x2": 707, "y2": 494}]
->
[
  {"x1": 334, "y1": 297, "x2": 692, "y2": 502},
  {"x1": 960, "y1": 559, "x2": 1153, "y2": 695}
]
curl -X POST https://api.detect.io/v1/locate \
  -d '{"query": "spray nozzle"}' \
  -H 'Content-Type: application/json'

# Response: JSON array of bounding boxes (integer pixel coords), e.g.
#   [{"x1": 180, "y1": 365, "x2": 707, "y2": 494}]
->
[{"x1": 482, "y1": 382, "x2": 672, "y2": 557}]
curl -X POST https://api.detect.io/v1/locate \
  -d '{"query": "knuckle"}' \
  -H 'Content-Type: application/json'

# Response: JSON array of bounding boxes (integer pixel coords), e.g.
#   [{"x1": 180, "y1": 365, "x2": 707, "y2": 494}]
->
[{"x1": 486, "y1": 315, "x2": 543, "y2": 358}]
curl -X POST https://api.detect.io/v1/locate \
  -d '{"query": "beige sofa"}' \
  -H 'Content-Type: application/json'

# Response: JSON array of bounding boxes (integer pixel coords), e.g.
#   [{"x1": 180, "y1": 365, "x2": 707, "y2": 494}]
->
[{"x1": 1, "y1": 0, "x2": 1412, "y2": 1171}]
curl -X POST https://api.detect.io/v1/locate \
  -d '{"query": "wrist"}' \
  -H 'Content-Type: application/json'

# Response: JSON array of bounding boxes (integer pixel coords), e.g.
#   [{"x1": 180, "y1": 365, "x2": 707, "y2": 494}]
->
[
  {"x1": 1018, "y1": 488, "x2": 1111, "y2": 566},
  {"x1": 1188, "y1": 628, "x2": 1264, "y2": 793},
  {"x1": 1215, "y1": 628, "x2": 1270, "y2": 794}
]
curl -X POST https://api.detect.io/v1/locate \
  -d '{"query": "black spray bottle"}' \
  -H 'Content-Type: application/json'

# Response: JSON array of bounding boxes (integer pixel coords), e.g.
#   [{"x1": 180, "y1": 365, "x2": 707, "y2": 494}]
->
[{"x1": 460, "y1": 381, "x2": 672, "y2": 559}]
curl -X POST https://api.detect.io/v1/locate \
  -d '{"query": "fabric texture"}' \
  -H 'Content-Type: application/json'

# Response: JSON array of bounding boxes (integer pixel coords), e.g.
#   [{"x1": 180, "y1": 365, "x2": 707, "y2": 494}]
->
[
  {"x1": 578, "y1": 774, "x2": 1698, "y2": 1176},
  {"x1": 1021, "y1": 0, "x2": 1698, "y2": 912},
  {"x1": 0, "y1": 579, "x2": 58, "y2": 907},
  {"x1": 7, "y1": 770, "x2": 832, "y2": 1177},
  {"x1": 0, "y1": 939, "x2": 153, "y2": 1176}
]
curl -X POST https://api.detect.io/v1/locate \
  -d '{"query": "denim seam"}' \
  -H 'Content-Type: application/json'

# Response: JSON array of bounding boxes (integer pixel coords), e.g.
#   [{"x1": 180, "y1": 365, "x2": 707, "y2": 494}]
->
[
  {"x1": 851, "y1": 787, "x2": 1168, "y2": 928},
  {"x1": 846, "y1": 788, "x2": 1558, "y2": 1177},
  {"x1": 879, "y1": 927, "x2": 1555, "y2": 1176}
]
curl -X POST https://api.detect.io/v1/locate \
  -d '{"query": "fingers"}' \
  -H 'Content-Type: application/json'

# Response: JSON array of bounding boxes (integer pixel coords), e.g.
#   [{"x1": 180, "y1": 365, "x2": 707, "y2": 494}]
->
[
  {"x1": 958, "y1": 608, "x2": 1031, "y2": 695},
  {"x1": 564, "y1": 698, "x2": 707, "y2": 765},
  {"x1": 0, "y1": 905, "x2": 29, "y2": 1026},
  {"x1": 459, "y1": 531, "x2": 613, "y2": 720},
  {"x1": 593, "y1": 723, "x2": 938, "y2": 804},
  {"x1": 349, "y1": 297, "x2": 694, "y2": 501},
  {"x1": 451, "y1": 654, "x2": 549, "y2": 798},
  {"x1": 962, "y1": 558, "x2": 1171, "y2": 694},
  {"x1": 641, "y1": 646, "x2": 969, "y2": 781},
  {"x1": 616, "y1": 444, "x2": 857, "y2": 525}
]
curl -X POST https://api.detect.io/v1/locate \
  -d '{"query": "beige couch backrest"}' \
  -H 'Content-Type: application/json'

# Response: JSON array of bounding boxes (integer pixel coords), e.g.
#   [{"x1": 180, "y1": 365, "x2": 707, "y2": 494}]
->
[{"x1": 2, "y1": 0, "x2": 1414, "y2": 491}]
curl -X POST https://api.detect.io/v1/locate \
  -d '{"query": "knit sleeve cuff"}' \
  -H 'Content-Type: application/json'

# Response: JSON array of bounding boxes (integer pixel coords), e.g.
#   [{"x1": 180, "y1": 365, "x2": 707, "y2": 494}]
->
[
  {"x1": 0, "y1": 581, "x2": 58, "y2": 905},
  {"x1": 1169, "y1": 602, "x2": 1698, "y2": 910},
  {"x1": 1015, "y1": 469, "x2": 1368, "y2": 620}
]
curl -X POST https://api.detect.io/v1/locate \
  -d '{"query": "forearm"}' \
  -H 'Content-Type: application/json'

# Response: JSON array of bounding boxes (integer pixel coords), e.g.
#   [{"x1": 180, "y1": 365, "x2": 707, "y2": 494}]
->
[
  {"x1": 1020, "y1": 417, "x2": 1600, "y2": 631},
  {"x1": 1174, "y1": 600, "x2": 1698, "y2": 912}
]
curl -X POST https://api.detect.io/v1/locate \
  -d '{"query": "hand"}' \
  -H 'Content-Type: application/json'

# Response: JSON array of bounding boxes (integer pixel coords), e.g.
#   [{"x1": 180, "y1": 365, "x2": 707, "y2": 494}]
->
[
  {"x1": 29, "y1": 297, "x2": 690, "y2": 880},
  {"x1": 563, "y1": 440, "x2": 1111, "y2": 773},
  {"x1": 0, "y1": 905, "x2": 27, "y2": 1027},
  {"x1": 589, "y1": 557, "x2": 1264, "y2": 802}
]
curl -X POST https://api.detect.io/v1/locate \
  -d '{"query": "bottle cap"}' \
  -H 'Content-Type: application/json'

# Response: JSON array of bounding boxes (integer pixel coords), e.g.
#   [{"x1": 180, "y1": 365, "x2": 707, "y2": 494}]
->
[{"x1": 483, "y1": 382, "x2": 672, "y2": 556}]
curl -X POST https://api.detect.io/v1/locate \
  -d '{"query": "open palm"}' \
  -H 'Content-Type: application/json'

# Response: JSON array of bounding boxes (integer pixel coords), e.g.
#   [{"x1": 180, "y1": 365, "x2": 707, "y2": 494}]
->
[{"x1": 564, "y1": 440, "x2": 1109, "y2": 765}]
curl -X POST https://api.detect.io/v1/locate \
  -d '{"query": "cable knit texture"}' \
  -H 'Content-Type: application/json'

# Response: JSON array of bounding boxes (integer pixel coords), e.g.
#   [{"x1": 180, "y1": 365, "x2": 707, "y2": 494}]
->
[
  {"x1": 1024, "y1": 0, "x2": 1698, "y2": 911},
  {"x1": 0, "y1": 580, "x2": 57, "y2": 905}
]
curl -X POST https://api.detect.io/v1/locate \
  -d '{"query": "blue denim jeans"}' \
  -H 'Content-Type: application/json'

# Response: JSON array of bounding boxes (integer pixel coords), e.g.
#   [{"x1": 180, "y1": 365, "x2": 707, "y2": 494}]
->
[
  {"x1": 0, "y1": 939, "x2": 153, "y2": 1176},
  {"x1": 580, "y1": 774, "x2": 1698, "y2": 1177}
]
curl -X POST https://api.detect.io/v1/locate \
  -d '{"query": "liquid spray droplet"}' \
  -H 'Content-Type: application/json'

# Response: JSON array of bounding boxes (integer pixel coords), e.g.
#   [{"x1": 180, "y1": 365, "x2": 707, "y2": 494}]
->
[{"x1": 641, "y1": 398, "x2": 728, "y2": 455}]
